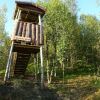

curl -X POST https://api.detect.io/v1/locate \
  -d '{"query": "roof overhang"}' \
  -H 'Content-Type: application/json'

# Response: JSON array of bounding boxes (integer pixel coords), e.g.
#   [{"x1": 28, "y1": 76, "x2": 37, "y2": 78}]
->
[{"x1": 14, "y1": 1, "x2": 46, "y2": 20}]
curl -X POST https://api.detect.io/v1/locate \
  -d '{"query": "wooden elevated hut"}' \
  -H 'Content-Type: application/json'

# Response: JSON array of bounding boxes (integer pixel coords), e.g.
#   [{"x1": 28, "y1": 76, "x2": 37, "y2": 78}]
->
[{"x1": 4, "y1": 1, "x2": 46, "y2": 87}]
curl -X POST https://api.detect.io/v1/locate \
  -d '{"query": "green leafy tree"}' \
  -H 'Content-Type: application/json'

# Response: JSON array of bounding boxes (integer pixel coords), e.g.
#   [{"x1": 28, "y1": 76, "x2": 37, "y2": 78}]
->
[{"x1": 0, "y1": 5, "x2": 10, "y2": 70}]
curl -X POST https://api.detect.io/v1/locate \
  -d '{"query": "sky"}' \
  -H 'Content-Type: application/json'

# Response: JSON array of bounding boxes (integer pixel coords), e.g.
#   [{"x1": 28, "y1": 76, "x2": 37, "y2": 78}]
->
[
  {"x1": 0, "y1": 0, "x2": 100, "y2": 35},
  {"x1": 78, "y1": 0, "x2": 100, "y2": 19}
]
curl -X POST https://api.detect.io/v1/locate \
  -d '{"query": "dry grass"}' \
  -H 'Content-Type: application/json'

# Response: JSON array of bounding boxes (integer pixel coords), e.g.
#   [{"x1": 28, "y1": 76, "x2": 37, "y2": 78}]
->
[{"x1": 49, "y1": 75, "x2": 100, "y2": 100}]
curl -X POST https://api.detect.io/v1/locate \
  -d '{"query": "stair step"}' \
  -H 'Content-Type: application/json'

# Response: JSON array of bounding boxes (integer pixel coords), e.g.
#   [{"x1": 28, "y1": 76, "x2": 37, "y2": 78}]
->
[
  {"x1": 14, "y1": 72, "x2": 24, "y2": 75},
  {"x1": 15, "y1": 62, "x2": 27, "y2": 65},
  {"x1": 17, "y1": 57, "x2": 29, "y2": 59},
  {"x1": 15, "y1": 64, "x2": 26, "y2": 66},
  {"x1": 17, "y1": 59, "x2": 30, "y2": 61},
  {"x1": 14, "y1": 70, "x2": 25, "y2": 72},
  {"x1": 14, "y1": 70, "x2": 24, "y2": 72},
  {"x1": 14, "y1": 67, "x2": 26, "y2": 69},
  {"x1": 17, "y1": 54, "x2": 30, "y2": 57},
  {"x1": 14, "y1": 70, "x2": 25, "y2": 73}
]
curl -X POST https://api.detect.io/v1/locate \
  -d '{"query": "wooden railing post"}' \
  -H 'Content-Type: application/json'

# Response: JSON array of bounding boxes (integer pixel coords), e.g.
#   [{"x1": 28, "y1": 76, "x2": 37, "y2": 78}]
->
[
  {"x1": 39, "y1": 14, "x2": 43, "y2": 45},
  {"x1": 40, "y1": 46, "x2": 44, "y2": 88}
]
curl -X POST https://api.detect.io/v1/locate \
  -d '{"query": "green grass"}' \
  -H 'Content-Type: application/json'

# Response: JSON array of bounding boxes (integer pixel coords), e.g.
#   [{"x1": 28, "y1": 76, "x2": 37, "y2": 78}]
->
[
  {"x1": 0, "y1": 69, "x2": 5, "y2": 77},
  {"x1": 91, "y1": 78, "x2": 100, "y2": 88}
]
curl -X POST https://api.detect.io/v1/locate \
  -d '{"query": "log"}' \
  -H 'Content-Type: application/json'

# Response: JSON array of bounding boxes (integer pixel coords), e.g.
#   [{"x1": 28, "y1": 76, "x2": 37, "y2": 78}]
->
[
  {"x1": 34, "y1": 24, "x2": 36, "y2": 45},
  {"x1": 38, "y1": 25, "x2": 40, "y2": 45},
  {"x1": 40, "y1": 26, "x2": 43, "y2": 45},
  {"x1": 32, "y1": 24, "x2": 36, "y2": 45},
  {"x1": 29, "y1": 23, "x2": 32, "y2": 38},
  {"x1": 12, "y1": 36, "x2": 31, "y2": 42},
  {"x1": 25, "y1": 23, "x2": 30, "y2": 38},
  {"x1": 15, "y1": 21, "x2": 20, "y2": 36},
  {"x1": 22, "y1": 22, "x2": 27, "y2": 37},
  {"x1": 32, "y1": 24, "x2": 34, "y2": 44},
  {"x1": 36, "y1": 25, "x2": 39, "y2": 45},
  {"x1": 17, "y1": 21, "x2": 23, "y2": 36},
  {"x1": 11, "y1": 20, "x2": 20, "y2": 40},
  {"x1": 38, "y1": 15, "x2": 44, "y2": 45},
  {"x1": 42, "y1": 26, "x2": 44, "y2": 45}
]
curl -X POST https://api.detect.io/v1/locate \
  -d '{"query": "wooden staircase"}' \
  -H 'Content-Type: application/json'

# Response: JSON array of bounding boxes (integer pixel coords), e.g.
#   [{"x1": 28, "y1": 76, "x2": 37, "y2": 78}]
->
[{"x1": 13, "y1": 53, "x2": 31, "y2": 76}]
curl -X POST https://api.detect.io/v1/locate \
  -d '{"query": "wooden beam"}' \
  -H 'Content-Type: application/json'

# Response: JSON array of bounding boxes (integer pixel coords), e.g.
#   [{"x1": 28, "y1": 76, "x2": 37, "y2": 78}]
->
[
  {"x1": 36, "y1": 25, "x2": 39, "y2": 45},
  {"x1": 16, "y1": 9, "x2": 20, "y2": 19},
  {"x1": 39, "y1": 14, "x2": 43, "y2": 45},
  {"x1": 18, "y1": 7, "x2": 44, "y2": 15},
  {"x1": 4, "y1": 42, "x2": 14, "y2": 82},
  {"x1": 18, "y1": 9, "x2": 21, "y2": 20},
  {"x1": 12, "y1": 36, "x2": 31, "y2": 42}
]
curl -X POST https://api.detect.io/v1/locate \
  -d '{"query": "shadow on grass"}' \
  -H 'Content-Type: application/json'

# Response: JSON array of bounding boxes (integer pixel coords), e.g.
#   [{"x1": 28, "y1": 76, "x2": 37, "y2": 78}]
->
[{"x1": 0, "y1": 79, "x2": 58, "y2": 100}]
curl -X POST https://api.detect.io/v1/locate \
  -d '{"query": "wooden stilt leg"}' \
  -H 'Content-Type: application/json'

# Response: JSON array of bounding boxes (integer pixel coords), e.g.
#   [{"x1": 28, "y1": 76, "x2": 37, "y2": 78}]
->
[
  {"x1": 4, "y1": 42, "x2": 14, "y2": 82},
  {"x1": 8, "y1": 52, "x2": 13, "y2": 79},
  {"x1": 7, "y1": 64, "x2": 11, "y2": 79},
  {"x1": 40, "y1": 46, "x2": 44, "y2": 88},
  {"x1": 38, "y1": 14, "x2": 44, "y2": 88}
]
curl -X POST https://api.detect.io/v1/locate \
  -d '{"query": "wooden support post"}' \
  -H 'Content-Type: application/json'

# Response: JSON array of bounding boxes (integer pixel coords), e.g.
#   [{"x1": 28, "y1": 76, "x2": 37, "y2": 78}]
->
[
  {"x1": 7, "y1": 52, "x2": 13, "y2": 79},
  {"x1": 4, "y1": 42, "x2": 14, "y2": 82},
  {"x1": 39, "y1": 14, "x2": 44, "y2": 88},
  {"x1": 16, "y1": 9, "x2": 20, "y2": 19},
  {"x1": 39, "y1": 14, "x2": 42, "y2": 45},
  {"x1": 40, "y1": 46, "x2": 44, "y2": 88},
  {"x1": 18, "y1": 9, "x2": 21, "y2": 20}
]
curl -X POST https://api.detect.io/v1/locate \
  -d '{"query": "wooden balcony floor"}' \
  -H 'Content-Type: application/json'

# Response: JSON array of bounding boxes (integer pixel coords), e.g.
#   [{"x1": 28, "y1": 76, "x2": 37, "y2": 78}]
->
[{"x1": 13, "y1": 43, "x2": 40, "y2": 53}]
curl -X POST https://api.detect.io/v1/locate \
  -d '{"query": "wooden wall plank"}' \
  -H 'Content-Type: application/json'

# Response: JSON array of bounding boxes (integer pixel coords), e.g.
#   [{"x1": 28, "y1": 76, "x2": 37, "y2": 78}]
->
[
  {"x1": 17, "y1": 21, "x2": 23, "y2": 36},
  {"x1": 34, "y1": 24, "x2": 36, "y2": 45},
  {"x1": 32, "y1": 24, "x2": 34, "y2": 44},
  {"x1": 38, "y1": 25, "x2": 40, "y2": 45},
  {"x1": 22, "y1": 22, "x2": 27, "y2": 37},
  {"x1": 36, "y1": 25, "x2": 39, "y2": 45},
  {"x1": 42, "y1": 26, "x2": 44, "y2": 45},
  {"x1": 29, "y1": 23, "x2": 32, "y2": 38}
]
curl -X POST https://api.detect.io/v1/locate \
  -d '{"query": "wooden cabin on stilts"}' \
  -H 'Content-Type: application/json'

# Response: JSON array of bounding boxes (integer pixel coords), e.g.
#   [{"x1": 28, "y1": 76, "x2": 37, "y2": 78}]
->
[{"x1": 4, "y1": 1, "x2": 45, "y2": 88}]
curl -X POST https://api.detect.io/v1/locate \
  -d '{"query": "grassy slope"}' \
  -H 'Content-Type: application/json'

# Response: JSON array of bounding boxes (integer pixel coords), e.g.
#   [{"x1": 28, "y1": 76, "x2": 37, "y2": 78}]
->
[{"x1": 0, "y1": 69, "x2": 100, "y2": 100}]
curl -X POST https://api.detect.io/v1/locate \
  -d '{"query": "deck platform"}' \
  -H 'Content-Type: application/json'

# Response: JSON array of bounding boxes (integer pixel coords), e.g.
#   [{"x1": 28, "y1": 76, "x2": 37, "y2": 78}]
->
[{"x1": 13, "y1": 43, "x2": 40, "y2": 53}]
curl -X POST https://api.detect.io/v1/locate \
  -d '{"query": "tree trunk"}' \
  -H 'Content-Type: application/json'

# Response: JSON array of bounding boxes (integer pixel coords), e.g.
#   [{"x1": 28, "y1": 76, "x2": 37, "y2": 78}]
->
[
  {"x1": 97, "y1": 65, "x2": 100, "y2": 76},
  {"x1": 47, "y1": 59, "x2": 50, "y2": 83},
  {"x1": 45, "y1": 38, "x2": 50, "y2": 84},
  {"x1": 49, "y1": 68, "x2": 53, "y2": 83},
  {"x1": 61, "y1": 61, "x2": 64, "y2": 84},
  {"x1": 54, "y1": 44, "x2": 57, "y2": 77},
  {"x1": 62, "y1": 62, "x2": 65, "y2": 84}
]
